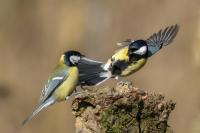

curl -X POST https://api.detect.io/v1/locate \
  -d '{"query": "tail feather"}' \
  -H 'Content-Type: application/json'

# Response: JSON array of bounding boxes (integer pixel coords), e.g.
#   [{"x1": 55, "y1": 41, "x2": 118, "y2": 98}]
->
[
  {"x1": 96, "y1": 71, "x2": 112, "y2": 85},
  {"x1": 79, "y1": 71, "x2": 111, "y2": 86},
  {"x1": 77, "y1": 57, "x2": 111, "y2": 86},
  {"x1": 22, "y1": 99, "x2": 54, "y2": 126}
]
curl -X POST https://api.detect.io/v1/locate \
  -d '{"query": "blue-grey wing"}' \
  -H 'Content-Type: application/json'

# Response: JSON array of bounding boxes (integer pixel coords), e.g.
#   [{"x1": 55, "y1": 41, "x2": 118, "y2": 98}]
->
[
  {"x1": 39, "y1": 67, "x2": 68, "y2": 104},
  {"x1": 146, "y1": 24, "x2": 179, "y2": 57}
]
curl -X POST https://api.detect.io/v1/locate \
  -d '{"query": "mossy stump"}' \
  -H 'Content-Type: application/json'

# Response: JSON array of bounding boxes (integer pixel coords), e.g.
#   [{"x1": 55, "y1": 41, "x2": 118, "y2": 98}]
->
[{"x1": 72, "y1": 82, "x2": 175, "y2": 133}]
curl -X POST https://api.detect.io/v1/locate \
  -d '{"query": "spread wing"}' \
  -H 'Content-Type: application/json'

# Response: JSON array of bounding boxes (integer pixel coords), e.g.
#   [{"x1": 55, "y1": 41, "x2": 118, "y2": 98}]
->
[
  {"x1": 39, "y1": 66, "x2": 68, "y2": 104},
  {"x1": 146, "y1": 24, "x2": 179, "y2": 57},
  {"x1": 78, "y1": 57, "x2": 110, "y2": 86}
]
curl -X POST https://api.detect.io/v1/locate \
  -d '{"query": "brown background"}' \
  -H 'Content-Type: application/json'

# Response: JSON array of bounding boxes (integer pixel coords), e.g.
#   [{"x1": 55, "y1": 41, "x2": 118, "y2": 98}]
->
[{"x1": 0, "y1": 0, "x2": 200, "y2": 133}]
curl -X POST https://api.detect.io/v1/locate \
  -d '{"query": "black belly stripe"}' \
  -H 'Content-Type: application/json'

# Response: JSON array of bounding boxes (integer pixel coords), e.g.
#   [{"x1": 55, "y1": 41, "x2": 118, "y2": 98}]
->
[{"x1": 110, "y1": 60, "x2": 129, "y2": 76}]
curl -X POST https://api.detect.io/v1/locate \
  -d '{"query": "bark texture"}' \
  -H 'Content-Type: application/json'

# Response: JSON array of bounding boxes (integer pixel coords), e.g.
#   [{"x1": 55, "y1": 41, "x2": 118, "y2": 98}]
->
[{"x1": 72, "y1": 82, "x2": 175, "y2": 133}]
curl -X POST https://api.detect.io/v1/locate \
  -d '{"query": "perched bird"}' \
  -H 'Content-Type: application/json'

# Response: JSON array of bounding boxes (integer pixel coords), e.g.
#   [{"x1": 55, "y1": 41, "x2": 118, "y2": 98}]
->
[
  {"x1": 22, "y1": 50, "x2": 103, "y2": 125},
  {"x1": 79, "y1": 24, "x2": 179, "y2": 85}
]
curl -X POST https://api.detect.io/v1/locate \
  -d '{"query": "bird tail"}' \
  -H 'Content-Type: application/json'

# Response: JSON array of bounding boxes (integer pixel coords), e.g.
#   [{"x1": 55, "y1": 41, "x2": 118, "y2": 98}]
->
[
  {"x1": 78, "y1": 57, "x2": 112, "y2": 86},
  {"x1": 22, "y1": 98, "x2": 54, "y2": 126}
]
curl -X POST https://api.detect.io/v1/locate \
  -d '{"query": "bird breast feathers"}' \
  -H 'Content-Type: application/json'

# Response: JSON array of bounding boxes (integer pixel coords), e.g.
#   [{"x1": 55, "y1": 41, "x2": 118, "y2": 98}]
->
[{"x1": 112, "y1": 47, "x2": 129, "y2": 62}]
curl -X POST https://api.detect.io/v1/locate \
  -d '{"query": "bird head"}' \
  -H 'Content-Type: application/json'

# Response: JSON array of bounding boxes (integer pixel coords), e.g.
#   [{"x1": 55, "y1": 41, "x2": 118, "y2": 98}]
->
[
  {"x1": 61, "y1": 50, "x2": 83, "y2": 66},
  {"x1": 128, "y1": 40, "x2": 148, "y2": 57}
]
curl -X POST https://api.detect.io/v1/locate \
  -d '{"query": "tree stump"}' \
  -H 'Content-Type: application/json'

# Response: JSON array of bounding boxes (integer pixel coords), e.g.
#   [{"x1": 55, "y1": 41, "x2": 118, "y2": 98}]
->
[{"x1": 72, "y1": 82, "x2": 175, "y2": 133}]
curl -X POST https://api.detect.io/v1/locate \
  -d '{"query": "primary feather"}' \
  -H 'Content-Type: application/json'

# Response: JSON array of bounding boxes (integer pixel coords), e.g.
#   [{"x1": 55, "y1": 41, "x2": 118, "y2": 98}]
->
[
  {"x1": 22, "y1": 98, "x2": 54, "y2": 125},
  {"x1": 146, "y1": 24, "x2": 179, "y2": 57}
]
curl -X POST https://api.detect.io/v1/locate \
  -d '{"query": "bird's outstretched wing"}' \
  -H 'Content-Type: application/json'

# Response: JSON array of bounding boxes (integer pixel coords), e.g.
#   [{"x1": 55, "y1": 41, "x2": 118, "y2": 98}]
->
[
  {"x1": 146, "y1": 24, "x2": 179, "y2": 57},
  {"x1": 78, "y1": 57, "x2": 110, "y2": 86}
]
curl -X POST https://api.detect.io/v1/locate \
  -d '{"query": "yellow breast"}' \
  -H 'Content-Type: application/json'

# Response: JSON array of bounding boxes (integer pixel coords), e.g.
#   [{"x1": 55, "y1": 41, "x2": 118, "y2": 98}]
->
[
  {"x1": 106, "y1": 47, "x2": 147, "y2": 77},
  {"x1": 112, "y1": 47, "x2": 129, "y2": 62},
  {"x1": 54, "y1": 67, "x2": 79, "y2": 101},
  {"x1": 121, "y1": 58, "x2": 147, "y2": 76},
  {"x1": 105, "y1": 47, "x2": 129, "y2": 69}
]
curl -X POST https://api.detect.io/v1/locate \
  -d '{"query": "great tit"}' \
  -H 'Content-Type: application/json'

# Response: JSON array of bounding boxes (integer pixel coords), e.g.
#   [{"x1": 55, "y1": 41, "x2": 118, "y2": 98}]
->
[
  {"x1": 80, "y1": 24, "x2": 179, "y2": 85},
  {"x1": 22, "y1": 50, "x2": 103, "y2": 125}
]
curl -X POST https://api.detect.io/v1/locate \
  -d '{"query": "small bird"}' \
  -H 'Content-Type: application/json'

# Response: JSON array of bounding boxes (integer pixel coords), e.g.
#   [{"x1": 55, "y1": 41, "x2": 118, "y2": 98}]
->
[
  {"x1": 22, "y1": 50, "x2": 103, "y2": 125},
  {"x1": 79, "y1": 24, "x2": 179, "y2": 85}
]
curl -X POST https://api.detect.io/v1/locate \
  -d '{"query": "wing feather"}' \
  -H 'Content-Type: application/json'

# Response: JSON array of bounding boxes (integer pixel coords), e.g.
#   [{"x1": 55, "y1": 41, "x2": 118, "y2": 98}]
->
[
  {"x1": 39, "y1": 66, "x2": 68, "y2": 104},
  {"x1": 146, "y1": 24, "x2": 179, "y2": 57}
]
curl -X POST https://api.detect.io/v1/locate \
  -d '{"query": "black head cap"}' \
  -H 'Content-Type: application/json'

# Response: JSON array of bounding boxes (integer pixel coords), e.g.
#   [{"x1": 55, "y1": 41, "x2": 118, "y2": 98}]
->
[
  {"x1": 63, "y1": 50, "x2": 83, "y2": 66},
  {"x1": 129, "y1": 40, "x2": 147, "y2": 51},
  {"x1": 128, "y1": 40, "x2": 148, "y2": 57}
]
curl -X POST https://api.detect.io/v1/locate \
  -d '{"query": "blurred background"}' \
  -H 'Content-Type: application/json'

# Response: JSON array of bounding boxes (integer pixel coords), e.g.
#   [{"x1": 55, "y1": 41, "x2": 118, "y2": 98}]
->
[{"x1": 0, "y1": 0, "x2": 200, "y2": 133}]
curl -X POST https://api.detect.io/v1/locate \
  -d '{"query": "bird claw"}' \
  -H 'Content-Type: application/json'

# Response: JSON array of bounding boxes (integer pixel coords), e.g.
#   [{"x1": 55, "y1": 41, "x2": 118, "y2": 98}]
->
[{"x1": 80, "y1": 84, "x2": 87, "y2": 90}]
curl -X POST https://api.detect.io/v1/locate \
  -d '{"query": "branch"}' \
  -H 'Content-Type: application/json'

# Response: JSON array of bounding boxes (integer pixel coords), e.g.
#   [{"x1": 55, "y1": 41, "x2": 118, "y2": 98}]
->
[{"x1": 72, "y1": 81, "x2": 175, "y2": 133}]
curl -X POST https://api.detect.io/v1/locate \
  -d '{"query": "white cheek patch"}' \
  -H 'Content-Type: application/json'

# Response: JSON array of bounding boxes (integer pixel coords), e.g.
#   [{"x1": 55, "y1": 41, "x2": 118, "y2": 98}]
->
[
  {"x1": 134, "y1": 46, "x2": 147, "y2": 55},
  {"x1": 70, "y1": 56, "x2": 80, "y2": 64}
]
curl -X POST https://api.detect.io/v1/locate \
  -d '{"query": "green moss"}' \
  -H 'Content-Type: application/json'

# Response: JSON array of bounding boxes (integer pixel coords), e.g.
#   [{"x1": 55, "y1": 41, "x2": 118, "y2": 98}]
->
[
  {"x1": 165, "y1": 127, "x2": 173, "y2": 133},
  {"x1": 140, "y1": 118, "x2": 168, "y2": 133},
  {"x1": 72, "y1": 82, "x2": 175, "y2": 133},
  {"x1": 100, "y1": 103, "x2": 138, "y2": 133},
  {"x1": 101, "y1": 103, "x2": 170, "y2": 133}
]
